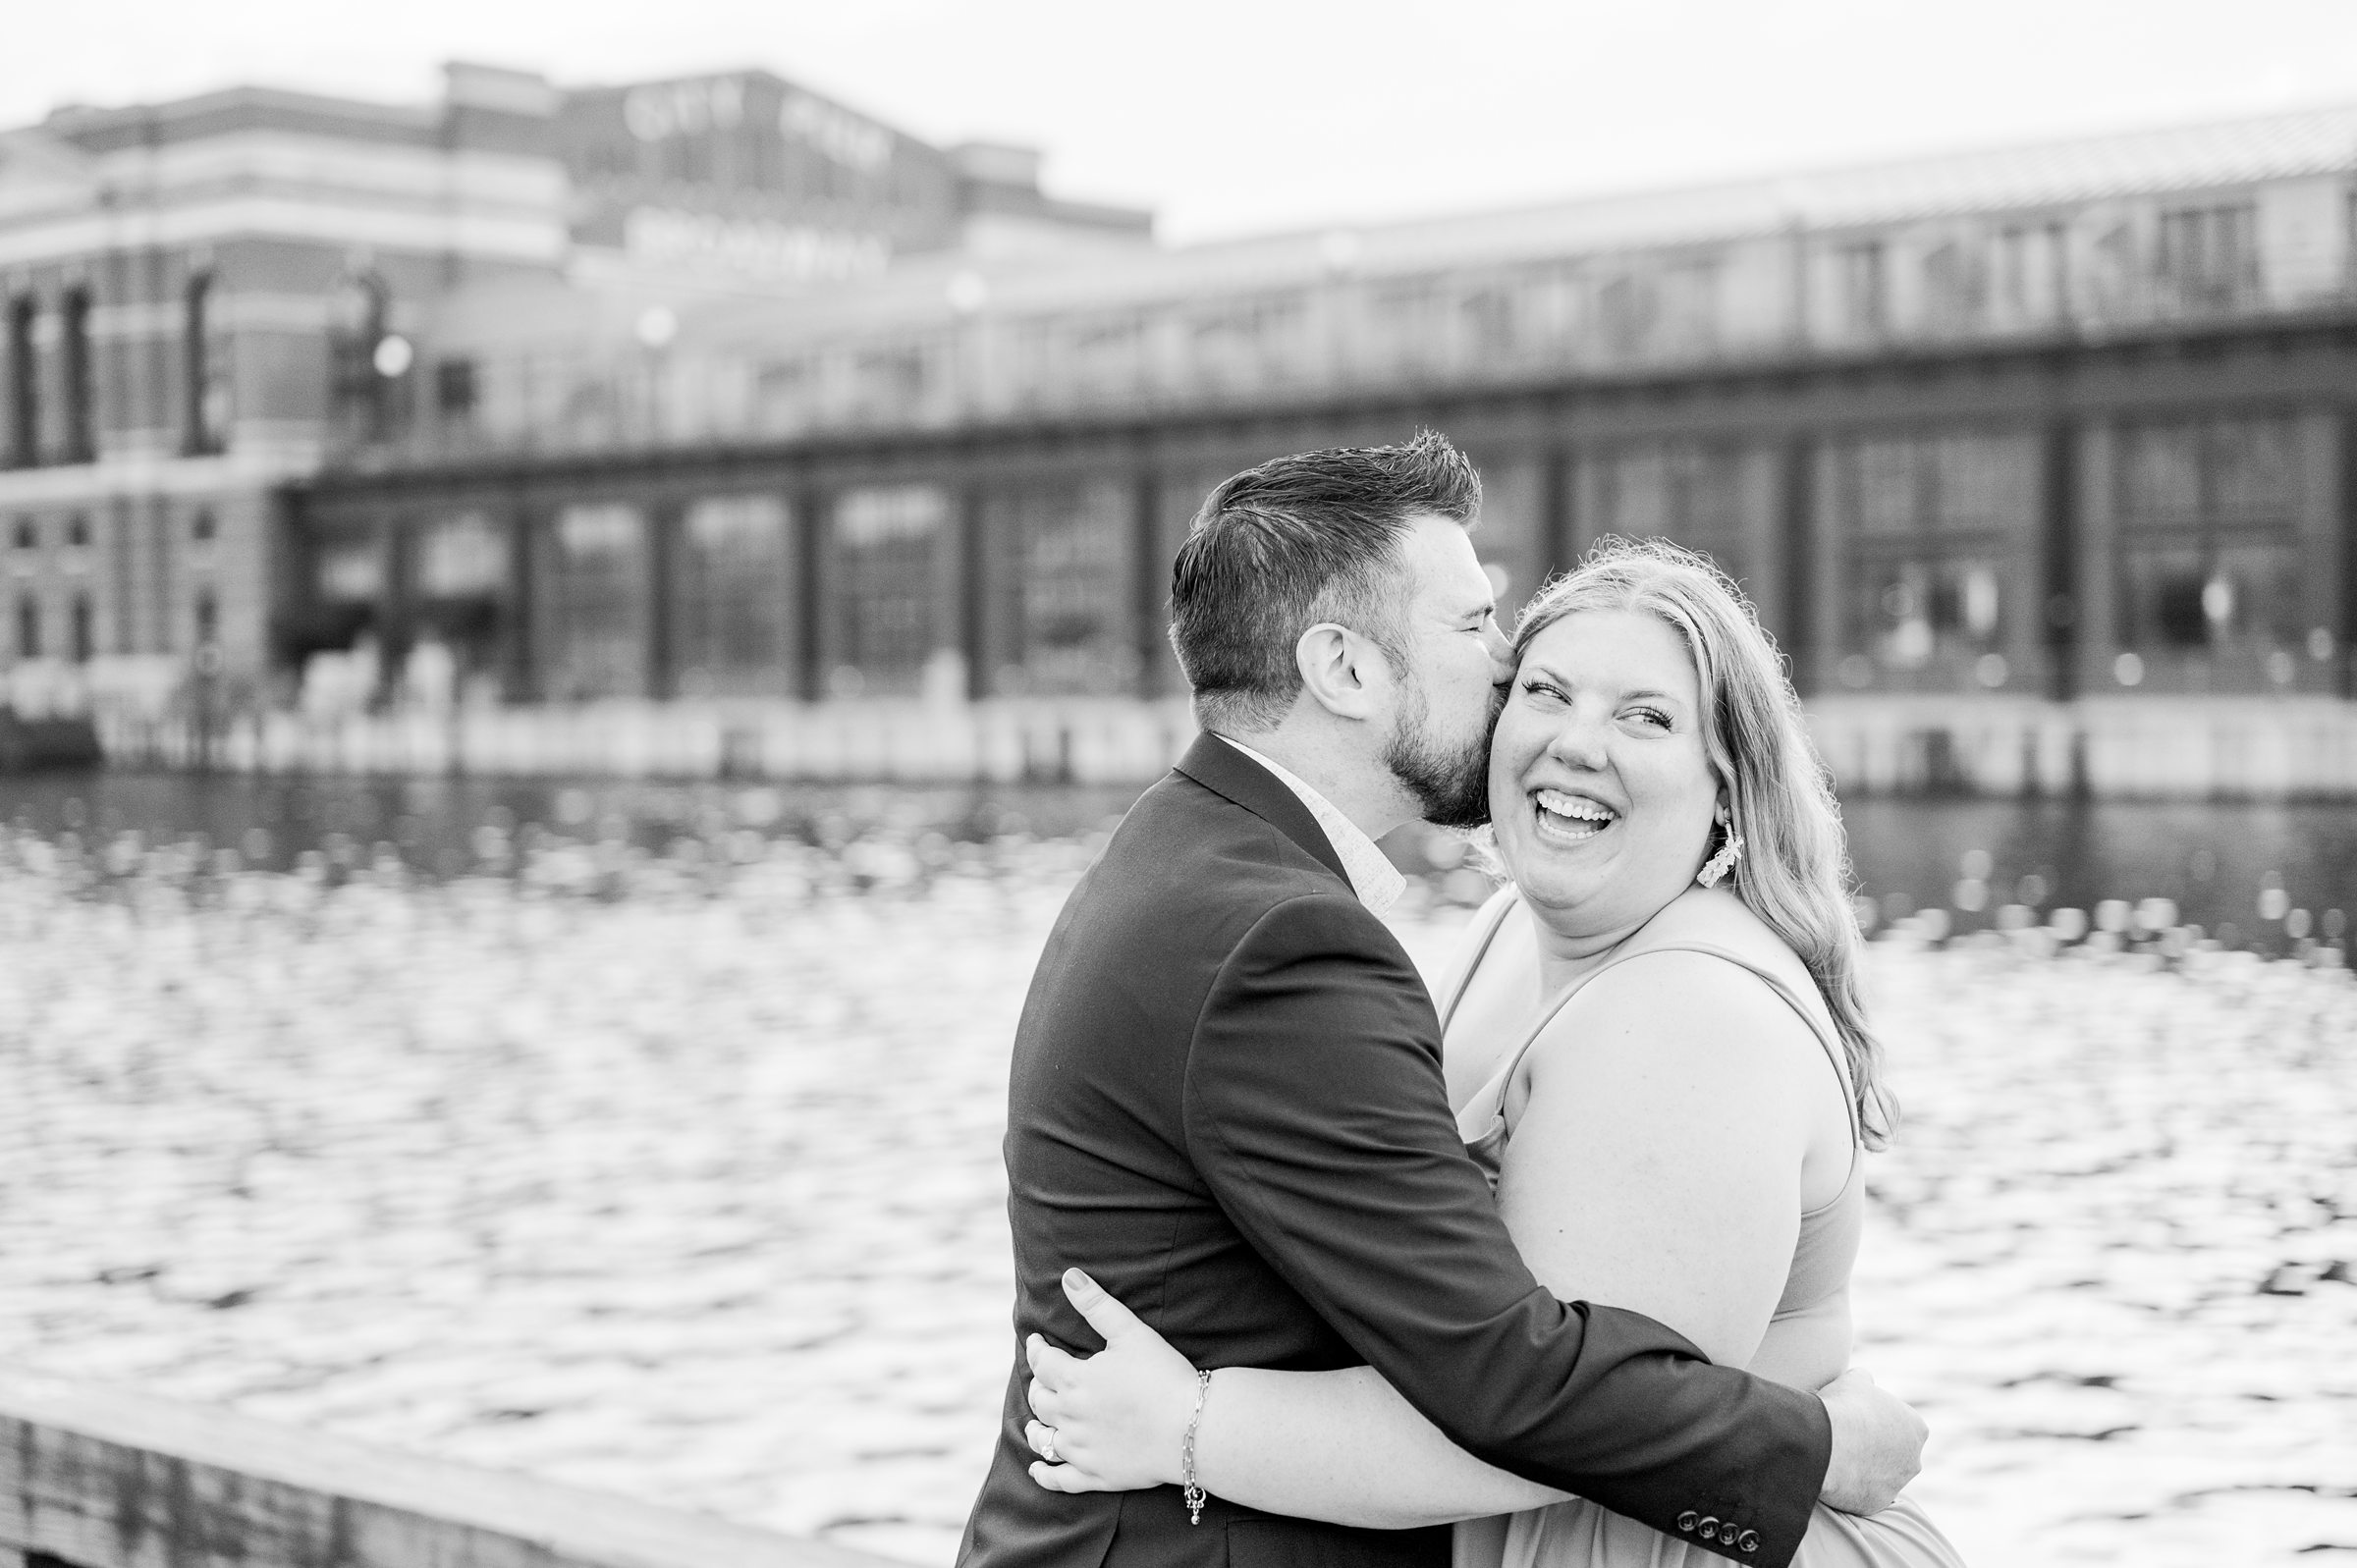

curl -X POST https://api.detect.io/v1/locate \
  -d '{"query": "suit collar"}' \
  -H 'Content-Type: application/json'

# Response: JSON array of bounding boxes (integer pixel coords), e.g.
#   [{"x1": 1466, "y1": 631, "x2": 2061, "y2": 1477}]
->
[{"x1": 1174, "y1": 732, "x2": 1350, "y2": 885}]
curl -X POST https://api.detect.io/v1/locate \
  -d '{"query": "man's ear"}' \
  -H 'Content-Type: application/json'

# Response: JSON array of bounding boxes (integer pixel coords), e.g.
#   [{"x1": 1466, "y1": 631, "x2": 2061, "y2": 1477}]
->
[{"x1": 1294, "y1": 622, "x2": 1390, "y2": 720}]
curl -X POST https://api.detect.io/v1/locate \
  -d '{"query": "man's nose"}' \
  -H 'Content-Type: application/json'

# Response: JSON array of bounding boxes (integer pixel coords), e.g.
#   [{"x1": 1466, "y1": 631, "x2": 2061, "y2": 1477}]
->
[{"x1": 1481, "y1": 620, "x2": 1513, "y2": 676}]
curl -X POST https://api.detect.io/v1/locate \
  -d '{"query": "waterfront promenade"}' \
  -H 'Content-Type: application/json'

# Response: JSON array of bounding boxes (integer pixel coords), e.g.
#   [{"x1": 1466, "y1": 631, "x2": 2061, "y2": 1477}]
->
[
  {"x1": 59, "y1": 690, "x2": 2357, "y2": 798},
  {"x1": 0, "y1": 814, "x2": 2350, "y2": 1565}
]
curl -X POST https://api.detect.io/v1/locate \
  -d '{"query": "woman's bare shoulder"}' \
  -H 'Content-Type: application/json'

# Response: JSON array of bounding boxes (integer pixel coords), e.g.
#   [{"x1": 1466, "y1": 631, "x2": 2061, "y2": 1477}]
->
[
  {"x1": 1631, "y1": 888, "x2": 1820, "y2": 996},
  {"x1": 1521, "y1": 895, "x2": 1830, "y2": 1112}
]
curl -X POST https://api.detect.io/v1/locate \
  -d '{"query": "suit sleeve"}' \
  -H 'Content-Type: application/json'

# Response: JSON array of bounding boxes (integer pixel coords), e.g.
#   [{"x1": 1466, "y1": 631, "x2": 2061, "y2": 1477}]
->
[{"x1": 1182, "y1": 892, "x2": 1831, "y2": 1568}]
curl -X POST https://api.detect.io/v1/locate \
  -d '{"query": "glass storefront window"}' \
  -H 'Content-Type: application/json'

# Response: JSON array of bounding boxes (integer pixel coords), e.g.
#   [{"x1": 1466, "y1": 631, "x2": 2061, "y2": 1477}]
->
[
  {"x1": 317, "y1": 540, "x2": 386, "y2": 603},
  {"x1": 1832, "y1": 429, "x2": 2034, "y2": 689},
  {"x1": 1853, "y1": 441, "x2": 1918, "y2": 535},
  {"x1": 674, "y1": 495, "x2": 792, "y2": 695},
  {"x1": 989, "y1": 482, "x2": 1134, "y2": 697},
  {"x1": 1856, "y1": 558, "x2": 2004, "y2": 670},
  {"x1": 548, "y1": 503, "x2": 647, "y2": 700},
  {"x1": 1588, "y1": 440, "x2": 1753, "y2": 585},
  {"x1": 2119, "y1": 542, "x2": 2303, "y2": 654},
  {"x1": 2112, "y1": 415, "x2": 2310, "y2": 685},
  {"x1": 832, "y1": 485, "x2": 946, "y2": 696},
  {"x1": 417, "y1": 513, "x2": 507, "y2": 599}
]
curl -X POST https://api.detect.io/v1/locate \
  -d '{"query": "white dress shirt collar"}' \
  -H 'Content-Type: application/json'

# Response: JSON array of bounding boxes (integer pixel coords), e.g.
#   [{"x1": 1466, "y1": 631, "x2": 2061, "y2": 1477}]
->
[{"x1": 1215, "y1": 734, "x2": 1407, "y2": 918}]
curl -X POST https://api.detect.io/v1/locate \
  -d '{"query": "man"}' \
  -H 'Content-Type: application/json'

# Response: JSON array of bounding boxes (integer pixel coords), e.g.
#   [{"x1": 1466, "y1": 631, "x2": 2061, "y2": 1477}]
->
[{"x1": 957, "y1": 433, "x2": 1924, "y2": 1568}]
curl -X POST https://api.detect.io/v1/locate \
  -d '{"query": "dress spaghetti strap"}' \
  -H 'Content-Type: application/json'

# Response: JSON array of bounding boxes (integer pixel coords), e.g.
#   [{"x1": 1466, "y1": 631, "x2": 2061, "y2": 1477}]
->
[{"x1": 1453, "y1": 910, "x2": 1861, "y2": 1201}]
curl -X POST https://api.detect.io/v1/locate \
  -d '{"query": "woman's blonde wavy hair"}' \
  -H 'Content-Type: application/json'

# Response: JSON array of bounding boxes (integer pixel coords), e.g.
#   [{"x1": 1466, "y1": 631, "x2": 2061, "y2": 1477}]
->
[{"x1": 1509, "y1": 535, "x2": 1893, "y2": 1148}]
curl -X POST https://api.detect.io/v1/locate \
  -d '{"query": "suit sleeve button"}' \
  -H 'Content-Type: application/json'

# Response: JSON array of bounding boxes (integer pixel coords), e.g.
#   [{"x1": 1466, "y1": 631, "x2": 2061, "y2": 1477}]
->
[
  {"x1": 1738, "y1": 1530, "x2": 1761, "y2": 1552},
  {"x1": 1676, "y1": 1511, "x2": 1698, "y2": 1533},
  {"x1": 1698, "y1": 1517, "x2": 1719, "y2": 1541}
]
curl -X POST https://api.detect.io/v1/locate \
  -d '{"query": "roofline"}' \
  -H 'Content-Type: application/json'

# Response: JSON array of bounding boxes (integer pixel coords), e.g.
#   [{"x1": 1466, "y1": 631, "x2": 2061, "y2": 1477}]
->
[
  {"x1": 39, "y1": 83, "x2": 437, "y2": 138},
  {"x1": 1194, "y1": 98, "x2": 2357, "y2": 252}
]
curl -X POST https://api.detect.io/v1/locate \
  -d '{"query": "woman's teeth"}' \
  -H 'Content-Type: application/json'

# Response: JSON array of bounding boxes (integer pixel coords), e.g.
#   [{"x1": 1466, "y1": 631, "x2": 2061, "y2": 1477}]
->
[{"x1": 1533, "y1": 789, "x2": 1617, "y2": 838}]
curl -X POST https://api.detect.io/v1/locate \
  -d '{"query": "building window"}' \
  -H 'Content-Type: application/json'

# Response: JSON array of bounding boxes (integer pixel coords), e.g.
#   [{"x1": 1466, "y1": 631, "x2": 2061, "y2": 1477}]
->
[
  {"x1": 1920, "y1": 242, "x2": 1985, "y2": 333},
  {"x1": 184, "y1": 271, "x2": 227, "y2": 455},
  {"x1": 1588, "y1": 440, "x2": 1757, "y2": 586},
  {"x1": 986, "y1": 482, "x2": 1134, "y2": 697},
  {"x1": 1594, "y1": 274, "x2": 1655, "y2": 357},
  {"x1": 193, "y1": 588, "x2": 218, "y2": 649},
  {"x1": 1994, "y1": 228, "x2": 2031, "y2": 322},
  {"x1": 417, "y1": 513, "x2": 507, "y2": 599},
  {"x1": 329, "y1": 274, "x2": 394, "y2": 442},
  {"x1": 1189, "y1": 295, "x2": 1309, "y2": 387},
  {"x1": 752, "y1": 358, "x2": 817, "y2": 434},
  {"x1": 2155, "y1": 204, "x2": 2256, "y2": 314},
  {"x1": 66, "y1": 514, "x2": 87, "y2": 549},
  {"x1": 673, "y1": 495, "x2": 792, "y2": 695},
  {"x1": 434, "y1": 357, "x2": 478, "y2": 421},
  {"x1": 830, "y1": 485, "x2": 946, "y2": 696},
  {"x1": 16, "y1": 593, "x2": 38, "y2": 660},
  {"x1": 2115, "y1": 416, "x2": 2306, "y2": 676},
  {"x1": 5, "y1": 296, "x2": 34, "y2": 468},
  {"x1": 1461, "y1": 287, "x2": 1519, "y2": 359},
  {"x1": 11, "y1": 516, "x2": 33, "y2": 552},
  {"x1": 548, "y1": 503, "x2": 648, "y2": 699},
  {"x1": 1068, "y1": 314, "x2": 1147, "y2": 396},
  {"x1": 60, "y1": 287, "x2": 93, "y2": 463},
  {"x1": 70, "y1": 593, "x2": 92, "y2": 663},
  {"x1": 317, "y1": 540, "x2": 387, "y2": 603},
  {"x1": 848, "y1": 345, "x2": 927, "y2": 421},
  {"x1": 1835, "y1": 242, "x2": 1887, "y2": 338},
  {"x1": 1656, "y1": 260, "x2": 1722, "y2": 354},
  {"x1": 191, "y1": 508, "x2": 216, "y2": 545},
  {"x1": 1833, "y1": 431, "x2": 2036, "y2": 687}
]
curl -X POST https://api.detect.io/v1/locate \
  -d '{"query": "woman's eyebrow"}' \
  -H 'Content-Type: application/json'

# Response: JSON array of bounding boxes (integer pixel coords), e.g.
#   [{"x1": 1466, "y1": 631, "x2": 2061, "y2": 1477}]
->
[{"x1": 1519, "y1": 663, "x2": 1687, "y2": 705}]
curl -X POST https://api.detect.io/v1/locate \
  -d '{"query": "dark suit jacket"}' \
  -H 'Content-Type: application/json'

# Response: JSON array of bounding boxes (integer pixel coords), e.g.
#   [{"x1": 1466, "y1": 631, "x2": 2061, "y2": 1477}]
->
[{"x1": 957, "y1": 734, "x2": 1832, "y2": 1568}]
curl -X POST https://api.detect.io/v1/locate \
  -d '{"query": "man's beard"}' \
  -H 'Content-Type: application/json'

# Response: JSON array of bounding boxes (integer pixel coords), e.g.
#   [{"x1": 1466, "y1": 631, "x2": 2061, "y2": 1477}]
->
[{"x1": 1384, "y1": 676, "x2": 1504, "y2": 830}]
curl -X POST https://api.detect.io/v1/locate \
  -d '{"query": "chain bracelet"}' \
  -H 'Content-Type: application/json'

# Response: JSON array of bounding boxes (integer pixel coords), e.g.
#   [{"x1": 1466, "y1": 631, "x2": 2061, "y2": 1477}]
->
[{"x1": 1180, "y1": 1367, "x2": 1214, "y2": 1525}]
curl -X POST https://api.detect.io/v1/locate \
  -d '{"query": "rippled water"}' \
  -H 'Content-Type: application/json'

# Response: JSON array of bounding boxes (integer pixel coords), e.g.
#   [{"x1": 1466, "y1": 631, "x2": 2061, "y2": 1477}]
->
[
  {"x1": 3, "y1": 770, "x2": 2355, "y2": 943},
  {"x1": 0, "y1": 801, "x2": 2351, "y2": 1565}
]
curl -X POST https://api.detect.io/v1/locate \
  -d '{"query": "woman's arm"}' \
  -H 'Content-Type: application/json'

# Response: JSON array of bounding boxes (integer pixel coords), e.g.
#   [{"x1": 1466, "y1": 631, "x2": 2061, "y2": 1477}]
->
[
  {"x1": 1498, "y1": 951, "x2": 1820, "y2": 1369},
  {"x1": 1196, "y1": 1365, "x2": 1569, "y2": 1528},
  {"x1": 1024, "y1": 1271, "x2": 1570, "y2": 1528}
]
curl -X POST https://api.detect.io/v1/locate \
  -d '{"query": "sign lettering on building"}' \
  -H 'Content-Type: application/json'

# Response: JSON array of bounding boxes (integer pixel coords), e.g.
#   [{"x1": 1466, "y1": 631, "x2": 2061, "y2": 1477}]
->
[
  {"x1": 623, "y1": 207, "x2": 892, "y2": 283},
  {"x1": 621, "y1": 76, "x2": 896, "y2": 174}
]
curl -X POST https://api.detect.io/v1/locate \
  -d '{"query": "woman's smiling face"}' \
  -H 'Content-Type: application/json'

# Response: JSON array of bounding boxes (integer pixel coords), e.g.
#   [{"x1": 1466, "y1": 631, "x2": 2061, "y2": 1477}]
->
[{"x1": 1489, "y1": 607, "x2": 1724, "y2": 939}]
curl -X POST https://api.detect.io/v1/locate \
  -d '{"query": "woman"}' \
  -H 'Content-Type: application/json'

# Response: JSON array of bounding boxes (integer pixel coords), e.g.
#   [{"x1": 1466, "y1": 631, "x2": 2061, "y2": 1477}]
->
[{"x1": 1019, "y1": 538, "x2": 1962, "y2": 1566}]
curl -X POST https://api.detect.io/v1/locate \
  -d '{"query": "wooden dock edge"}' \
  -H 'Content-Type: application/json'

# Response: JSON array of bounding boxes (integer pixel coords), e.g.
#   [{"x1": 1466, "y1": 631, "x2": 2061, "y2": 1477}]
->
[{"x1": 0, "y1": 1365, "x2": 897, "y2": 1568}]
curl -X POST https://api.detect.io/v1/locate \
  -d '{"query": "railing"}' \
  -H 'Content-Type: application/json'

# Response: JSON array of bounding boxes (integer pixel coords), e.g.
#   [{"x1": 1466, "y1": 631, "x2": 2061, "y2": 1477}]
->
[
  {"x1": 0, "y1": 1365, "x2": 889, "y2": 1568},
  {"x1": 338, "y1": 238, "x2": 2357, "y2": 470}
]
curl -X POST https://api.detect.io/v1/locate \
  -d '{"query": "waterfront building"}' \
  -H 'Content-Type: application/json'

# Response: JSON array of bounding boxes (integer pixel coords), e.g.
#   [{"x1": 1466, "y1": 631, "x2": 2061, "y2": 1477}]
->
[
  {"x1": 7, "y1": 73, "x2": 2357, "y2": 789},
  {"x1": 0, "y1": 62, "x2": 1148, "y2": 715},
  {"x1": 295, "y1": 103, "x2": 2357, "y2": 732}
]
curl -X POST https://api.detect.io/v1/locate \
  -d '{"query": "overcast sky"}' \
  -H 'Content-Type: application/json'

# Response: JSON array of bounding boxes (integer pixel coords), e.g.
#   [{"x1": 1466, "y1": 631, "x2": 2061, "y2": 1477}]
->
[{"x1": 10, "y1": 0, "x2": 2357, "y2": 243}]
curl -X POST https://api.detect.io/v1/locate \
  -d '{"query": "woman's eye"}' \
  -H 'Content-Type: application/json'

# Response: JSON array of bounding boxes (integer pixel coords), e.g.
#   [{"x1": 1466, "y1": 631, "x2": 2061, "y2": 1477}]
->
[
  {"x1": 1520, "y1": 677, "x2": 1566, "y2": 703},
  {"x1": 1625, "y1": 707, "x2": 1672, "y2": 729}
]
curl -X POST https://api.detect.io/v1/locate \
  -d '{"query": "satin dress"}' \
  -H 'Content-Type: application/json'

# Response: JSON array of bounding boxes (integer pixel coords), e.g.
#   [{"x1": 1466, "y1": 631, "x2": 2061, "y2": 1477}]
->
[{"x1": 1440, "y1": 892, "x2": 1966, "y2": 1568}]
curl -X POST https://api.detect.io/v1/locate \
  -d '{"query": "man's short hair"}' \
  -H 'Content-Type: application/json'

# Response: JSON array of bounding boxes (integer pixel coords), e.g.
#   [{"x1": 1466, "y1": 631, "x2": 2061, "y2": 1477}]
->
[{"x1": 1169, "y1": 430, "x2": 1482, "y2": 733}]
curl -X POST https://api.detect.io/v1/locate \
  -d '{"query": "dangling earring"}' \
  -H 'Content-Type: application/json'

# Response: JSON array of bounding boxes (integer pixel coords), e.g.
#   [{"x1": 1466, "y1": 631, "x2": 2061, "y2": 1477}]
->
[{"x1": 1697, "y1": 821, "x2": 1743, "y2": 889}]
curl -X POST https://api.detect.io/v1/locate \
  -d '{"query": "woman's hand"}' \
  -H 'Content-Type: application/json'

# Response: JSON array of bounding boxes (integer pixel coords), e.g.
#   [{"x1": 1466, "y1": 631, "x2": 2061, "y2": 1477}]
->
[{"x1": 1023, "y1": 1268, "x2": 1203, "y2": 1495}]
